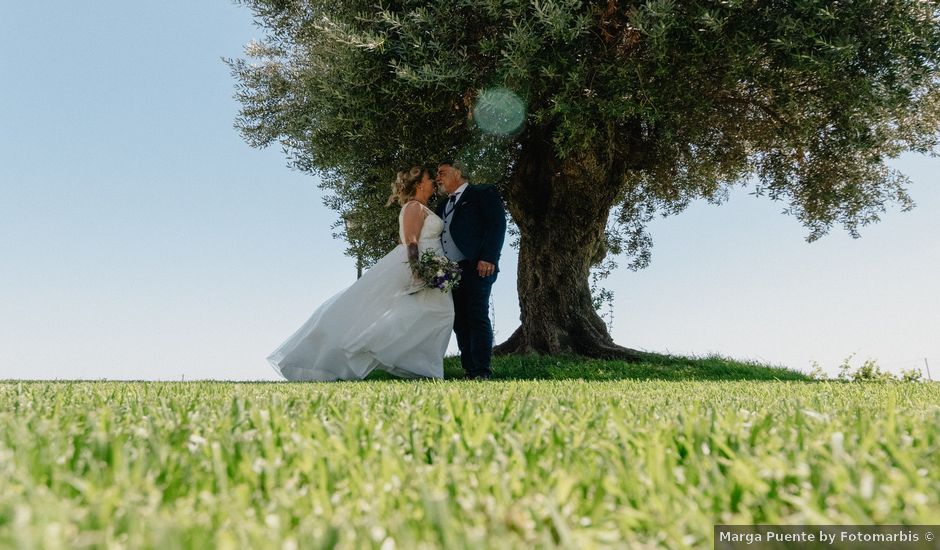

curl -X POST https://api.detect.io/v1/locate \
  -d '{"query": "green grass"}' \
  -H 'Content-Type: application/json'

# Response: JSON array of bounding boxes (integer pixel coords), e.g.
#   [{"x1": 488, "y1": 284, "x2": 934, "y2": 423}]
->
[
  {"x1": 1, "y1": 358, "x2": 938, "y2": 549},
  {"x1": 366, "y1": 353, "x2": 810, "y2": 382}
]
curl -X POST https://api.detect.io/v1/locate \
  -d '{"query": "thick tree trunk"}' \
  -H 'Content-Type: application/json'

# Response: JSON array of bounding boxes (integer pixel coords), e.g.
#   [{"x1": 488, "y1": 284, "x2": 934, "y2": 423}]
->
[{"x1": 494, "y1": 136, "x2": 645, "y2": 361}]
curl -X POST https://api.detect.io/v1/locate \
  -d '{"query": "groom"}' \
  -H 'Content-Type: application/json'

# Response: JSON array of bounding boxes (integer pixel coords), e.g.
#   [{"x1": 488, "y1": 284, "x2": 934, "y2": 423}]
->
[{"x1": 436, "y1": 161, "x2": 507, "y2": 380}]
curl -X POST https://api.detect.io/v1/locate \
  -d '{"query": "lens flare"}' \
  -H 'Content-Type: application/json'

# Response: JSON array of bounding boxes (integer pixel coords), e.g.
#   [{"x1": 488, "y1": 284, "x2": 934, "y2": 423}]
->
[{"x1": 472, "y1": 87, "x2": 526, "y2": 135}]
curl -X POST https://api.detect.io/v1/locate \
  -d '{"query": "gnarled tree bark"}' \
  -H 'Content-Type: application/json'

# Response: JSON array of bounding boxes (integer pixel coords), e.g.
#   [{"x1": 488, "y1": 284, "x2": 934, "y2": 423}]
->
[{"x1": 494, "y1": 134, "x2": 645, "y2": 361}]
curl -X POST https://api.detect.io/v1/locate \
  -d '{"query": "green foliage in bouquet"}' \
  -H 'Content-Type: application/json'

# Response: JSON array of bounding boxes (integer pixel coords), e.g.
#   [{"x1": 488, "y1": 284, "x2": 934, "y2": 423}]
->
[{"x1": 411, "y1": 249, "x2": 462, "y2": 293}]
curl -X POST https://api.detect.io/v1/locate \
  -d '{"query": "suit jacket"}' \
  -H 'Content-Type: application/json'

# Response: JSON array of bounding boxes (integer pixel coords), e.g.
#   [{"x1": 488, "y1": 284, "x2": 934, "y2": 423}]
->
[{"x1": 436, "y1": 183, "x2": 507, "y2": 270}]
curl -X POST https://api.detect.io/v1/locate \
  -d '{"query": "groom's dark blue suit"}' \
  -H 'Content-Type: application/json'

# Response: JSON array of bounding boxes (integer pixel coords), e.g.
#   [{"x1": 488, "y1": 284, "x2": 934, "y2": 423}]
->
[{"x1": 437, "y1": 183, "x2": 507, "y2": 378}]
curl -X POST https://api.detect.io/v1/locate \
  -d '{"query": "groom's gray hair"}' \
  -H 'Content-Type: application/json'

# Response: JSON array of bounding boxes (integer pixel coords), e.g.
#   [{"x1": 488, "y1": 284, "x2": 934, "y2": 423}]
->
[{"x1": 445, "y1": 160, "x2": 469, "y2": 182}]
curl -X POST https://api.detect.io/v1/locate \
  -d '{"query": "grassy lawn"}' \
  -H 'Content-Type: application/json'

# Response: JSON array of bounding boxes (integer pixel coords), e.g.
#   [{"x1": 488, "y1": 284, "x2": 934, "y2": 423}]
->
[
  {"x1": 382, "y1": 353, "x2": 812, "y2": 382},
  {"x1": 1, "y1": 357, "x2": 938, "y2": 549}
]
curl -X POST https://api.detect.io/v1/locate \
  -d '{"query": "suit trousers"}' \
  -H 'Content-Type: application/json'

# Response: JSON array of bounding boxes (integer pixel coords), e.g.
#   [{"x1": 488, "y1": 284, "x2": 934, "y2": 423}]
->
[{"x1": 453, "y1": 260, "x2": 496, "y2": 377}]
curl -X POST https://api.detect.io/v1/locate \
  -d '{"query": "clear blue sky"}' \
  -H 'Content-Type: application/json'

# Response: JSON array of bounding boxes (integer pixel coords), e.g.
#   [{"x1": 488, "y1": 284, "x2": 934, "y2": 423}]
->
[{"x1": 1, "y1": 2, "x2": 937, "y2": 380}]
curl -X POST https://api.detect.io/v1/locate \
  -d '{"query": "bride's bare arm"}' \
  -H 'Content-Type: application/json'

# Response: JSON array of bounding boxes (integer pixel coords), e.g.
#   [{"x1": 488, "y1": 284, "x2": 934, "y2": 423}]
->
[{"x1": 401, "y1": 201, "x2": 427, "y2": 269}]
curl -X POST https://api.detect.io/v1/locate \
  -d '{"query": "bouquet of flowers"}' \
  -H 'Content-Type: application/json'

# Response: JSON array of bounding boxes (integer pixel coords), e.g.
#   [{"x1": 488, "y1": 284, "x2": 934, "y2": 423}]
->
[{"x1": 410, "y1": 250, "x2": 462, "y2": 293}]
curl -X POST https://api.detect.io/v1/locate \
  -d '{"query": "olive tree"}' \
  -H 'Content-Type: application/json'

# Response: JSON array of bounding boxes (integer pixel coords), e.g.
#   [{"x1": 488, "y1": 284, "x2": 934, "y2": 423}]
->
[{"x1": 228, "y1": 0, "x2": 940, "y2": 358}]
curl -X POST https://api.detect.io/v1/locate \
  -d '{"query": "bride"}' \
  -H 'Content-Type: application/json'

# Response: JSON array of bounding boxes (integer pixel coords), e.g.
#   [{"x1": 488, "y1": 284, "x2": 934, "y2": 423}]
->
[{"x1": 267, "y1": 166, "x2": 455, "y2": 381}]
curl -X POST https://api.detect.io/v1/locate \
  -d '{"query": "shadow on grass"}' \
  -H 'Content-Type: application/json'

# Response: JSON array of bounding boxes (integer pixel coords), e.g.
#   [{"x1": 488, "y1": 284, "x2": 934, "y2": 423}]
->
[{"x1": 364, "y1": 353, "x2": 810, "y2": 382}]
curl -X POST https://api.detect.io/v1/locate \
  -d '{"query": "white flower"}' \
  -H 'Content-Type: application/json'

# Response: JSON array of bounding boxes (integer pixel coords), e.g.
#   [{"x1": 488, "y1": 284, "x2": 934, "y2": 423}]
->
[{"x1": 436, "y1": 270, "x2": 444, "y2": 277}]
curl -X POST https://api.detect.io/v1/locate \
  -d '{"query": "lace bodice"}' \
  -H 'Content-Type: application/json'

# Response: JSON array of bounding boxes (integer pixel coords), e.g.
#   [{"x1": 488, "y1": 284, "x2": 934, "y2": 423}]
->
[{"x1": 398, "y1": 202, "x2": 443, "y2": 245}]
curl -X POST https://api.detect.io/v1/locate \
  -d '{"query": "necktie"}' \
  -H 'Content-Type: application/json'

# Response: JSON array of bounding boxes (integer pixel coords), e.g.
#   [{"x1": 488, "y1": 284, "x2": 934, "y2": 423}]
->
[{"x1": 445, "y1": 194, "x2": 458, "y2": 219}]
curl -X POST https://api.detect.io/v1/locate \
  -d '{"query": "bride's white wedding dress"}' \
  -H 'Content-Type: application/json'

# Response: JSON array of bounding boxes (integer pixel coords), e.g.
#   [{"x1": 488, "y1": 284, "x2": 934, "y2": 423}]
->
[{"x1": 267, "y1": 203, "x2": 454, "y2": 381}]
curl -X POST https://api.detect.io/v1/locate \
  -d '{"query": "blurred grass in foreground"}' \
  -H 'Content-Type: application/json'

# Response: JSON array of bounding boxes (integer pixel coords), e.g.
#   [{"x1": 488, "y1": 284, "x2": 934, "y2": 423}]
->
[{"x1": 1, "y1": 358, "x2": 938, "y2": 549}]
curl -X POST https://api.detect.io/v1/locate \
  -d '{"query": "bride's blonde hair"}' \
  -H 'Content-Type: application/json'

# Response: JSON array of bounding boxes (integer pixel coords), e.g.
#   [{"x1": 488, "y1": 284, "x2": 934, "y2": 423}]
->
[{"x1": 386, "y1": 166, "x2": 427, "y2": 207}]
